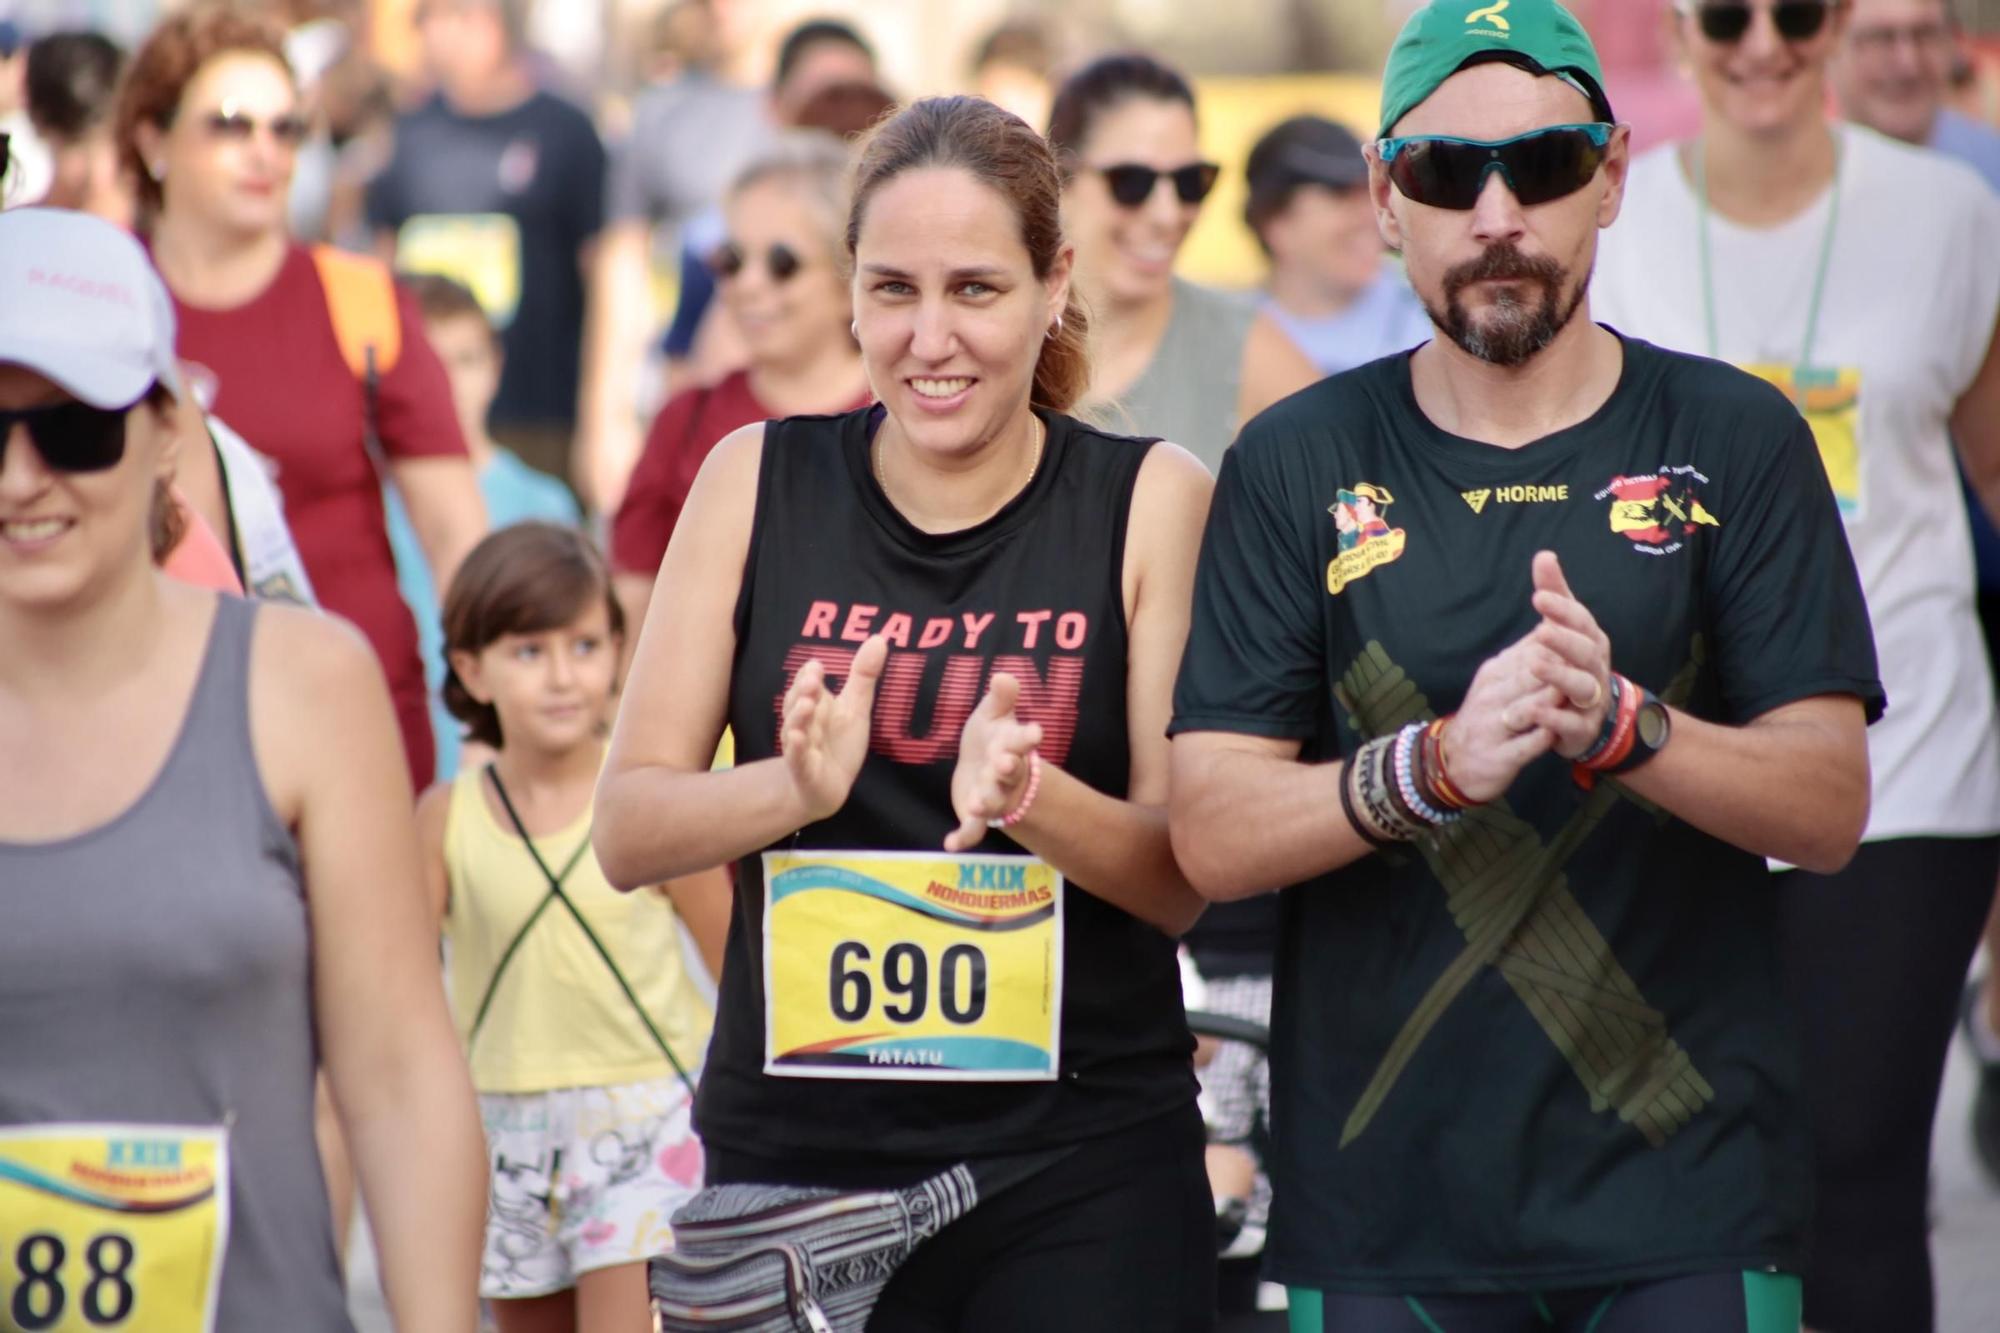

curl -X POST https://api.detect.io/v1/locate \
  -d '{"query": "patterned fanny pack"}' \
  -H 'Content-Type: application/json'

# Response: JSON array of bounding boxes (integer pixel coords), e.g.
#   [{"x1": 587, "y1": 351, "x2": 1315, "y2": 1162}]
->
[{"x1": 649, "y1": 1150, "x2": 1069, "y2": 1332}]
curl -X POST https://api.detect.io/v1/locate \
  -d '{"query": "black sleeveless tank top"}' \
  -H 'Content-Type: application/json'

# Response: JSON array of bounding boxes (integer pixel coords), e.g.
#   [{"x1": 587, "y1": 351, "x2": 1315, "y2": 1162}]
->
[{"x1": 698, "y1": 405, "x2": 1197, "y2": 1175}]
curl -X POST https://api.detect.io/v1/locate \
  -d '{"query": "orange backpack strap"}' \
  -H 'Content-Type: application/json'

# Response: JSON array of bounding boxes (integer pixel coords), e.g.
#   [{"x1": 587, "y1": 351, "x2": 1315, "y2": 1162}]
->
[{"x1": 311, "y1": 244, "x2": 402, "y2": 381}]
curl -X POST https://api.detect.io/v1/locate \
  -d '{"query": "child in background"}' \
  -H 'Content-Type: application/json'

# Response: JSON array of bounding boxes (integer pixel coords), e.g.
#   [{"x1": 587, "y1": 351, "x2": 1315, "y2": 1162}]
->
[
  {"x1": 389, "y1": 273, "x2": 581, "y2": 781},
  {"x1": 416, "y1": 522, "x2": 726, "y2": 1330}
]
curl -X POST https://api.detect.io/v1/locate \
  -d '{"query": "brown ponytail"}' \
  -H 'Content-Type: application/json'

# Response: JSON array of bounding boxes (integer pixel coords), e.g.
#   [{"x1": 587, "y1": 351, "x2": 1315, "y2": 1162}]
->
[{"x1": 847, "y1": 95, "x2": 1092, "y2": 413}]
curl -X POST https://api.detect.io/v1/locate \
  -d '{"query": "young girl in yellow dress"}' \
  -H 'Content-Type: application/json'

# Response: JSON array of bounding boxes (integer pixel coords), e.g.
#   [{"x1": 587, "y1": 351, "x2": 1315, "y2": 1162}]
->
[{"x1": 417, "y1": 521, "x2": 727, "y2": 1332}]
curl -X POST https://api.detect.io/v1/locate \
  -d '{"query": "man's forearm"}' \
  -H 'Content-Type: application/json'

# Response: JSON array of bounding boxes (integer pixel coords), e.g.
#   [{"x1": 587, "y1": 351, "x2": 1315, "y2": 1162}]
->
[
  {"x1": 1620, "y1": 702, "x2": 1868, "y2": 873},
  {"x1": 1169, "y1": 742, "x2": 1373, "y2": 901}
]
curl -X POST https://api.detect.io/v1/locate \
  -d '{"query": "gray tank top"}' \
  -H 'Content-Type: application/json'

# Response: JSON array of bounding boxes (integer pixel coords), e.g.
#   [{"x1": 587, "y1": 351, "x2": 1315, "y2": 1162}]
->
[
  {"x1": 1115, "y1": 276, "x2": 1260, "y2": 474},
  {"x1": 0, "y1": 596, "x2": 353, "y2": 1332}
]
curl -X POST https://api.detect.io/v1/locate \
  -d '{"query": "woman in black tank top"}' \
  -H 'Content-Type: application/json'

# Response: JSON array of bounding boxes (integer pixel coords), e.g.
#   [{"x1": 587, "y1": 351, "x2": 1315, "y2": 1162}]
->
[{"x1": 598, "y1": 97, "x2": 1219, "y2": 1330}]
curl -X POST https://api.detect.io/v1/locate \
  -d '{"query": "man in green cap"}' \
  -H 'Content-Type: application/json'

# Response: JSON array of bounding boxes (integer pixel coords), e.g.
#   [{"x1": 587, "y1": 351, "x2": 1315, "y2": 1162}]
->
[{"x1": 1169, "y1": 0, "x2": 1883, "y2": 1327}]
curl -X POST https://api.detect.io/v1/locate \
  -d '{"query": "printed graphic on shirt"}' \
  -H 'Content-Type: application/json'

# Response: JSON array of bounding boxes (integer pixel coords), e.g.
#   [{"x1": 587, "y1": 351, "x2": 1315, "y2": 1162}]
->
[
  {"x1": 395, "y1": 213, "x2": 523, "y2": 329},
  {"x1": 774, "y1": 601, "x2": 1091, "y2": 767},
  {"x1": 1462, "y1": 483, "x2": 1570, "y2": 514},
  {"x1": 763, "y1": 851, "x2": 1063, "y2": 1081},
  {"x1": 1331, "y1": 641, "x2": 1714, "y2": 1151},
  {"x1": 496, "y1": 139, "x2": 540, "y2": 196},
  {"x1": 1595, "y1": 466, "x2": 1721, "y2": 557},
  {"x1": 1742, "y1": 363, "x2": 1862, "y2": 517},
  {"x1": 0, "y1": 1123, "x2": 230, "y2": 1333},
  {"x1": 1327, "y1": 483, "x2": 1407, "y2": 594}
]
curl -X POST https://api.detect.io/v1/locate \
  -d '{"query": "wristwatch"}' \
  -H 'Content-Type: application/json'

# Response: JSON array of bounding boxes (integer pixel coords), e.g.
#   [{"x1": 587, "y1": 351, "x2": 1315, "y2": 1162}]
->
[{"x1": 1609, "y1": 690, "x2": 1672, "y2": 774}]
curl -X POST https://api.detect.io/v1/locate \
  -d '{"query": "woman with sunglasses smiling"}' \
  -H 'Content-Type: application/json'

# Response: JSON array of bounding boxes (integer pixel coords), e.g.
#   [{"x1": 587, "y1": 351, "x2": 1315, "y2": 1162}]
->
[
  {"x1": 610, "y1": 134, "x2": 871, "y2": 641},
  {"x1": 598, "y1": 95, "x2": 1217, "y2": 1330},
  {"x1": 1593, "y1": 5, "x2": 2000, "y2": 1329},
  {"x1": 1047, "y1": 52, "x2": 1318, "y2": 474},
  {"x1": 0, "y1": 206, "x2": 486, "y2": 1331},
  {"x1": 113, "y1": 5, "x2": 487, "y2": 793}
]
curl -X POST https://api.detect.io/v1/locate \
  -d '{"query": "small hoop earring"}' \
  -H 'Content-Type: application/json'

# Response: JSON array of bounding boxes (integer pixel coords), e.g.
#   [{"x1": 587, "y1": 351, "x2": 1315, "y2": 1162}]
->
[
  {"x1": 149, "y1": 161, "x2": 166, "y2": 182},
  {"x1": 850, "y1": 320, "x2": 859, "y2": 340},
  {"x1": 1050, "y1": 313, "x2": 1064, "y2": 338}
]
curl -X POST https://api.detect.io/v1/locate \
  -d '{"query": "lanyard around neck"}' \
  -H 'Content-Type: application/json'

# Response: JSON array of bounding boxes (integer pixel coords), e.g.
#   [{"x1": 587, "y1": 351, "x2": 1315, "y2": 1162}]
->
[{"x1": 1695, "y1": 131, "x2": 1843, "y2": 375}]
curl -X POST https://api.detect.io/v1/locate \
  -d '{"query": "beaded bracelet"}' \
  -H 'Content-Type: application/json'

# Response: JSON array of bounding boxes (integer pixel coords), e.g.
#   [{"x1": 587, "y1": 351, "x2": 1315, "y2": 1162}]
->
[
  {"x1": 987, "y1": 750, "x2": 1043, "y2": 829},
  {"x1": 1392, "y1": 723, "x2": 1457, "y2": 827},
  {"x1": 1341, "y1": 726, "x2": 1466, "y2": 850}
]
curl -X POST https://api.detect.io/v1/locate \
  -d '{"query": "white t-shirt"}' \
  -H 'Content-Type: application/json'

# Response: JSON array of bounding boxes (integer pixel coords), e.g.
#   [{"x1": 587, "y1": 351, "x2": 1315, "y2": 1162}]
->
[{"x1": 1593, "y1": 124, "x2": 2000, "y2": 842}]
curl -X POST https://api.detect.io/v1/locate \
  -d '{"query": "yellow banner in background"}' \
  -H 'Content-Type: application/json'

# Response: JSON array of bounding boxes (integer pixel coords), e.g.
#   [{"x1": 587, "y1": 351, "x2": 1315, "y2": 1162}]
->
[
  {"x1": 763, "y1": 851, "x2": 1063, "y2": 1082},
  {"x1": 1183, "y1": 75, "x2": 1385, "y2": 291},
  {"x1": 0, "y1": 1123, "x2": 229, "y2": 1333}
]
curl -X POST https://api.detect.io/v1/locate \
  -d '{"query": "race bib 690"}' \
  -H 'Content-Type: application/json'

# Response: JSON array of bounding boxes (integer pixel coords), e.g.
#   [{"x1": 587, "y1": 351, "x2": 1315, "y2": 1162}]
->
[
  {"x1": 0, "y1": 1124, "x2": 228, "y2": 1333},
  {"x1": 762, "y1": 851, "x2": 1063, "y2": 1082}
]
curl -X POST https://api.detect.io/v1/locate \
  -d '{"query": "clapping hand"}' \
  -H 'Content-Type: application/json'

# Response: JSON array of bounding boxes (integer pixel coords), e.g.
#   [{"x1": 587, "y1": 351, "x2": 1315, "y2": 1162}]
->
[
  {"x1": 1441, "y1": 553, "x2": 1617, "y2": 800},
  {"x1": 781, "y1": 635, "x2": 888, "y2": 822},
  {"x1": 945, "y1": 672, "x2": 1044, "y2": 852},
  {"x1": 1520, "y1": 551, "x2": 1615, "y2": 759}
]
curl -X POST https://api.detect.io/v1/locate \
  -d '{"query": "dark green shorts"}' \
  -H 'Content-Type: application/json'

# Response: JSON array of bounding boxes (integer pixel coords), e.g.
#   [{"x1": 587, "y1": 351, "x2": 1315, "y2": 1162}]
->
[{"x1": 1288, "y1": 1271, "x2": 1799, "y2": 1333}]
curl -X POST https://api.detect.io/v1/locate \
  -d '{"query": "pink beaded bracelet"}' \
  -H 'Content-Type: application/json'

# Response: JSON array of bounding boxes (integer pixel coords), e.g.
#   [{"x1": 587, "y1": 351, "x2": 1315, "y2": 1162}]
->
[{"x1": 987, "y1": 750, "x2": 1043, "y2": 830}]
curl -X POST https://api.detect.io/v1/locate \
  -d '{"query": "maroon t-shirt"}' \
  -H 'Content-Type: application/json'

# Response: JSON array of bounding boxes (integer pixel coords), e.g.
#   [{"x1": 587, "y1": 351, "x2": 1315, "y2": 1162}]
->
[
  {"x1": 611, "y1": 369, "x2": 872, "y2": 576},
  {"x1": 169, "y1": 244, "x2": 468, "y2": 787}
]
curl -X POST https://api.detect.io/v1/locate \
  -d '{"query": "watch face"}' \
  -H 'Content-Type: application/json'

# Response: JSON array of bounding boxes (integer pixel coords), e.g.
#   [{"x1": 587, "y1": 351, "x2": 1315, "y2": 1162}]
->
[{"x1": 1637, "y1": 701, "x2": 1670, "y2": 749}]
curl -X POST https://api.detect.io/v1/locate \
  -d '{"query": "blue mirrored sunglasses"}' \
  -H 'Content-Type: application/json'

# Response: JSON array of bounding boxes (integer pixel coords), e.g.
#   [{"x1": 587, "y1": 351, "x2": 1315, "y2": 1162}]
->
[{"x1": 1376, "y1": 123, "x2": 1615, "y2": 210}]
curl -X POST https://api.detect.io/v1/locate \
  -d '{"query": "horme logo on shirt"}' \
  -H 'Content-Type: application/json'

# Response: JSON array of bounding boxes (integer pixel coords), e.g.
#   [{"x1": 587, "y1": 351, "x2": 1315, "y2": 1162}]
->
[
  {"x1": 1327, "y1": 483, "x2": 1407, "y2": 595},
  {"x1": 1595, "y1": 466, "x2": 1721, "y2": 556},
  {"x1": 1461, "y1": 483, "x2": 1568, "y2": 514}
]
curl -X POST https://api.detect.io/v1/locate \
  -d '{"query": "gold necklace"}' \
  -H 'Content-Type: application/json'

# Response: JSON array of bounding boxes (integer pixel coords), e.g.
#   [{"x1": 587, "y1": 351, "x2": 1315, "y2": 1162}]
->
[{"x1": 873, "y1": 413, "x2": 1047, "y2": 496}]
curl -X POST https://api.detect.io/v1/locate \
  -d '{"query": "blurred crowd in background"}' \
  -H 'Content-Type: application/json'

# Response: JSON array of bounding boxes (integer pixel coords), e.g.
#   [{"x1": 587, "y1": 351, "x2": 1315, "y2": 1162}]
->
[{"x1": 6, "y1": 0, "x2": 1995, "y2": 532}]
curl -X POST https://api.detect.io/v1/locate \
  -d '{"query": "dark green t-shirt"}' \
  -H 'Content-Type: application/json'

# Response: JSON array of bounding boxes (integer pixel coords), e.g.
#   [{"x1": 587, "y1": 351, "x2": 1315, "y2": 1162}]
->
[{"x1": 1170, "y1": 334, "x2": 1883, "y2": 1293}]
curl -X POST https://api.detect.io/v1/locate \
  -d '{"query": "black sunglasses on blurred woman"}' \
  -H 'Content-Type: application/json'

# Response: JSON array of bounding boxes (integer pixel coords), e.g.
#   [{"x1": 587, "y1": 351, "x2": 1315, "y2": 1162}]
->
[
  {"x1": 708, "y1": 242, "x2": 804, "y2": 284},
  {"x1": 1088, "y1": 161, "x2": 1222, "y2": 209},
  {"x1": 1684, "y1": 0, "x2": 1834, "y2": 43}
]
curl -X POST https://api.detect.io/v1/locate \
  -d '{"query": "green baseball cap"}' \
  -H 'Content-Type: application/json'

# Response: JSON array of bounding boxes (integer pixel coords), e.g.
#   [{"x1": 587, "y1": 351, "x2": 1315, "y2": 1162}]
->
[{"x1": 1377, "y1": 0, "x2": 1612, "y2": 139}]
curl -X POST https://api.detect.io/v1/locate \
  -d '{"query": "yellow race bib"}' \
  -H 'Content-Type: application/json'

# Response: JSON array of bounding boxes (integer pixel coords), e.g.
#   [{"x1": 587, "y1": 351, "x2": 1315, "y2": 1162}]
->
[
  {"x1": 763, "y1": 851, "x2": 1063, "y2": 1082},
  {"x1": 0, "y1": 1124, "x2": 228, "y2": 1333},
  {"x1": 1741, "y1": 363, "x2": 1863, "y2": 517}
]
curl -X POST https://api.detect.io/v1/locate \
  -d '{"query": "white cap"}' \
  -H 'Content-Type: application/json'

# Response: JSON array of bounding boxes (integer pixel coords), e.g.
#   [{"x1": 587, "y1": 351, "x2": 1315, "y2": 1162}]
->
[{"x1": 0, "y1": 208, "x2": 185, "y2": 409}]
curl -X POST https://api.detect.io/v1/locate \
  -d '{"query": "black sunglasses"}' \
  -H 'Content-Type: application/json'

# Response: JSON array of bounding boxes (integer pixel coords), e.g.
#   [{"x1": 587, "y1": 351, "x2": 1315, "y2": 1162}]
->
[
  {"x1": 1091, "y1": 161, "x2": 1222, "y2": 209},
  {"x1": 0, "y1": 401, "x2": 132, "y2": 474},
  {"x1": 1686, "y1": 1, "x2": 1835, "y2": 43},
  {"x1": 708, "y1": 241, "x2": 804, "y2": 284},
  {"x1": 1376, "y1": 123, "x2": 1614, "y2": 211},
  {"x1": 201, "y1": 108, "x2": 310, "y2": 148}
]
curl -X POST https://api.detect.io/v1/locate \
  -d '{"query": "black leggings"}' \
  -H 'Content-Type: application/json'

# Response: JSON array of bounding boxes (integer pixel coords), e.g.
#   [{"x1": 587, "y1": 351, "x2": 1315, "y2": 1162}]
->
[
  {"x1": 864, "y1": 1107, "x2": 1216, "y2": 1332},
  {"x1": 1777, "y1": 835, "x2": 2000, "y2": 1332}
]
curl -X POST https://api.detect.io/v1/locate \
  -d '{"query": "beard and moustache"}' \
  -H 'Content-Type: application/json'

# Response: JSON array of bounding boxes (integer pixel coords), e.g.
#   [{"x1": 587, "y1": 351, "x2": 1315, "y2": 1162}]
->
[{"x1": 1422, "y1": 241, "x2": 1589, "y2": 368}]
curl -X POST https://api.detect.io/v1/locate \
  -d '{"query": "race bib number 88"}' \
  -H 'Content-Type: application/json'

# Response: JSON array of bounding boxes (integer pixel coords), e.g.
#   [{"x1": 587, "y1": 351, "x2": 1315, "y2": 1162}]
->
[
  {"x1": 0, "y1": 1125, "x2": 228, "y2": 1333},
  {"x1": 763, "y1": 851, "x2": 1063, "y2": 1082}
]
